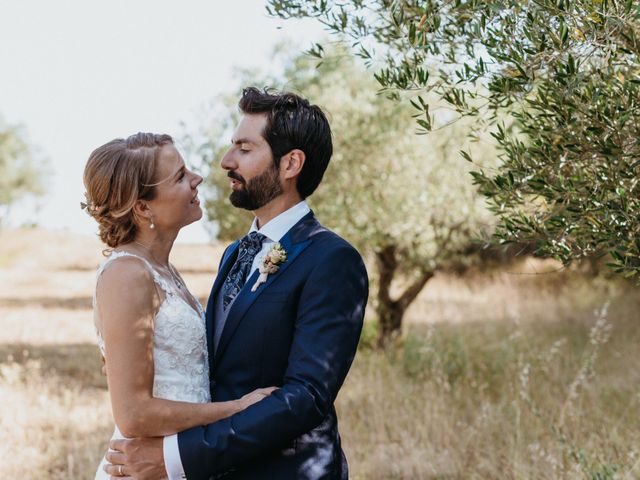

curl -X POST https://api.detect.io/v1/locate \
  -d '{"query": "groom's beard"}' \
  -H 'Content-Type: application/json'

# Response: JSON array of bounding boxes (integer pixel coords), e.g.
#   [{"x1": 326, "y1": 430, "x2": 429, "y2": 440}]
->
[{"x1": 228, "y1": 163, "x2": 283, "y2": 211}]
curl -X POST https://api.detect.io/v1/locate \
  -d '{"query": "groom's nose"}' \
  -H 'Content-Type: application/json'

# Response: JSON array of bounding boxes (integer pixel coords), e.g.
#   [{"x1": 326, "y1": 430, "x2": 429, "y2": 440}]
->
[{"x1": 220, "y1": 149, "x2": 235, "y2": 170}]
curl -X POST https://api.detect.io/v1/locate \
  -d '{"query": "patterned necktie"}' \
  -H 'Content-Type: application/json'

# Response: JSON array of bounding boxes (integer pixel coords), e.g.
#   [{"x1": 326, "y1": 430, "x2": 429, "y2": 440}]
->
[{"x1": 221, "y1": 231, "x2": 266, "y2": 310}]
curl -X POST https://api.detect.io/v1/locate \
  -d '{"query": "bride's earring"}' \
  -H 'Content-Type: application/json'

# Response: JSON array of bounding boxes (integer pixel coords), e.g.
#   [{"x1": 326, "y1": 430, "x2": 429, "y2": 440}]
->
[{"x1": 149, "y1": 216, "x2": 155, "y2": 229}]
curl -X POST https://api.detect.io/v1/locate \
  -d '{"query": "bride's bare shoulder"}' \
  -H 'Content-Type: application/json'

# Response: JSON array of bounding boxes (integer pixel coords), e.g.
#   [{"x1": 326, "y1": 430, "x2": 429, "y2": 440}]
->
[{"x1": 96, "y1": 255, "x2": 157, "y2": 307}]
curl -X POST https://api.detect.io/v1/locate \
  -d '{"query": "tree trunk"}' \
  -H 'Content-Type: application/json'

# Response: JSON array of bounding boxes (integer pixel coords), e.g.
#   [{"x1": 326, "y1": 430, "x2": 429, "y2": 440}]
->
[
  {"x1": 376, "y1": 299, "x2": 406, "y2": 348},
  {"x1": 374, "y1": 245, "x2": 434, "y2": 348}
]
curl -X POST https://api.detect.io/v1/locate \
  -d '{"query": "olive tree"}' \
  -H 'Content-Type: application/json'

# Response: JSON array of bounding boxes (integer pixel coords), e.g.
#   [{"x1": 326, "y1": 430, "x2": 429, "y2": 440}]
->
[
  {"x1": 268, "y1": 0, "x2": 640, "y2": 278},
  {"x1": 0, "y1": 118, "x2": 44, "y2": 223}
]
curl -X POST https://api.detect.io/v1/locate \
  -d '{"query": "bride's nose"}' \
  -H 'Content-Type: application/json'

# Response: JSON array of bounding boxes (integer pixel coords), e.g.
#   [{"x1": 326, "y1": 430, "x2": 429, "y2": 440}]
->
[{"x1": 192, "y1": 173, "x2": 203, "y2": 188}]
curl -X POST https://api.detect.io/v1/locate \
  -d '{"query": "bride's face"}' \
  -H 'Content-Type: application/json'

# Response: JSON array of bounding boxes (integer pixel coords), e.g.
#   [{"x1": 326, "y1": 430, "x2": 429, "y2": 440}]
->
[{"x1": 145, "y1": 144, "x2": 203, "y2": 231}]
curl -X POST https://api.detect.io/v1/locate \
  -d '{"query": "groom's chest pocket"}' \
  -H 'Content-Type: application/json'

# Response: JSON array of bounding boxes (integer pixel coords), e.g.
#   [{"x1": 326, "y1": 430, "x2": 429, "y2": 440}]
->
[
  {"x1": 257, "y1": 291, "x2": 289, "y2": 303},
  {"x1": 253, "y1": 291, "x2": 295, "y2": 330},
  {"x1": 253, "y1": 291, "x2": 297, "y2": 359}
]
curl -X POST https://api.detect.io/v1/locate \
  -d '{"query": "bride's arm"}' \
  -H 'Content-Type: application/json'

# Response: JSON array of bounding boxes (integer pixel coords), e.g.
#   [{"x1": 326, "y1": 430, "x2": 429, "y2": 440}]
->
[{"x1": 96, "y1": 257, "x2": 271, "y2": 438}]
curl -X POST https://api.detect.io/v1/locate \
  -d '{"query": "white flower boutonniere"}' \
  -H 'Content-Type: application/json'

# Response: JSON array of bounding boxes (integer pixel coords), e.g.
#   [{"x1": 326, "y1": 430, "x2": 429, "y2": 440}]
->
[{"x1": 251, "y1": 242, "x2": 287, "y2": 292}]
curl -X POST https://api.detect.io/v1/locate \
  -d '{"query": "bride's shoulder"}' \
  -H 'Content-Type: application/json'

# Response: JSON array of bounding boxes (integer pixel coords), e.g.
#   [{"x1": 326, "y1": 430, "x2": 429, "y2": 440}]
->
[
  {"x1": 95, "y1": 254, "x2": 159, "y2": 343},
  {"x1": 97, "y1": 254, "x2": 156, "y2": 298}
]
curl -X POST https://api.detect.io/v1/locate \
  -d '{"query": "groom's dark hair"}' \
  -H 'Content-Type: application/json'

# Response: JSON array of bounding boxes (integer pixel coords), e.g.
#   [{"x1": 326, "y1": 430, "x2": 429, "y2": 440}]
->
[{"x1": 238, "y1": 87, "x2": 332, "y2": 199}]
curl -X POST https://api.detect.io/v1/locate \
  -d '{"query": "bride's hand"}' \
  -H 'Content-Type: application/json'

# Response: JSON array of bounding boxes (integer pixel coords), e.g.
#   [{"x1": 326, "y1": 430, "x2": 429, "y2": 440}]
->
[{"x1": 236, "y1": 387, "x2": 278, "y2": 411}]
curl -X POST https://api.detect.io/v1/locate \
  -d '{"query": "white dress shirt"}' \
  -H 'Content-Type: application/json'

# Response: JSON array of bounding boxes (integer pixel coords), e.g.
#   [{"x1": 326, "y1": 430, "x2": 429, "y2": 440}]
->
[{"x1": 163, "y1": 201, "x2": 311, "y2": 480}]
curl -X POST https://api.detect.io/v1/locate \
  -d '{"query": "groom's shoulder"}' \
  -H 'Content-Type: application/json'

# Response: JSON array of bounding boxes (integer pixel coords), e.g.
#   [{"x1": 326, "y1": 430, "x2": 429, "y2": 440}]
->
[
  {"x1": 308, "y1": 220, "x2": 362, "y2": 260},
  {"x1": 304, "y1": 222, "x2": 368, "y2": 286}
]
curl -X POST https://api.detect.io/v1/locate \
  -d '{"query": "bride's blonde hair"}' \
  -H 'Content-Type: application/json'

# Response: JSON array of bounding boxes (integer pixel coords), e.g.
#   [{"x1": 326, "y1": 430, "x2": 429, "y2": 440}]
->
[{"x1": 82, "y1": 132, "x2": 173, "y2": 248}]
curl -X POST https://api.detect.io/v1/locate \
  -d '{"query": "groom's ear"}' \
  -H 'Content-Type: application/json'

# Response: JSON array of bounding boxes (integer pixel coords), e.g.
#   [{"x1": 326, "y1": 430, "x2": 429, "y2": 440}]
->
[{"x1": 281, "y1": 149, "x2": 305, "y2": 180}]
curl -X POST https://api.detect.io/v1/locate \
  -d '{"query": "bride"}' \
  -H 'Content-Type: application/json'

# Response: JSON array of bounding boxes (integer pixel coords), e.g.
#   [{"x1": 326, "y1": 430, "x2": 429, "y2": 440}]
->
[{"x1": 83, "y1": 133, "x2": 274, "y2": 479}]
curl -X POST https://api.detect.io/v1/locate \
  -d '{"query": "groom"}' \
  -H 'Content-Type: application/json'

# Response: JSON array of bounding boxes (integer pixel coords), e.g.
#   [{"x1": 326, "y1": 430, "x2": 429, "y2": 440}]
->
[{"x1": 105, "y1": 87, "x2": 369, "y2": 479}]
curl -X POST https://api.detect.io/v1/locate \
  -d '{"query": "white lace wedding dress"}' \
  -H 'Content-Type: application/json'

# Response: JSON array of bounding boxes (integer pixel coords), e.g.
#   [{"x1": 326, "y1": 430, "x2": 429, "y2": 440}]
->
[{"x1": 94, "y1": 251, "x2": 210, "y2": 480}]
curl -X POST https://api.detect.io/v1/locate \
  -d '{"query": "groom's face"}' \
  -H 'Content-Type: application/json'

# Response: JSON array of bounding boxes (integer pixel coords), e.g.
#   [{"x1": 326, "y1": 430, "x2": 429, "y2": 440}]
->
[{"x1": 221, "y1": 114, "x2": 283, "y2": 211}]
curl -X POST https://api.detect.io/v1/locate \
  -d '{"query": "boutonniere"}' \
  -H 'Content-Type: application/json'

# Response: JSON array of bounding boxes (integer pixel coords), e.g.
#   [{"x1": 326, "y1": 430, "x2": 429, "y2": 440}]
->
[{"x1": 251, "y1": 242, "x2": 287, "y2": 292}]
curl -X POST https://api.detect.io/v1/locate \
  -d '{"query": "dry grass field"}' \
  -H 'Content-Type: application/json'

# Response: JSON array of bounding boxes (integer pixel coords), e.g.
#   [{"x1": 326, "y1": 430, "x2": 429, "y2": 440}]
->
[{"x1": 1, "y1": 227, "x2": 639, "y2": 479}]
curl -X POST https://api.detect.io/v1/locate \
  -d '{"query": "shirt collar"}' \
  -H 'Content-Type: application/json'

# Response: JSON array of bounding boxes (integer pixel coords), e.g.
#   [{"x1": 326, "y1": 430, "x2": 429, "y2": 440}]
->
[{"x1": 248, "y1": 200, "x2": 311, "y2": 242}]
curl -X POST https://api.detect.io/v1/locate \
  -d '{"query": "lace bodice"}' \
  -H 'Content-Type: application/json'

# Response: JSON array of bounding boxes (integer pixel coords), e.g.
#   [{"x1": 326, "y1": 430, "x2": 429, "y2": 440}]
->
[{"x1": 94, "y1": 251, "x2": 210, "y2": 404}]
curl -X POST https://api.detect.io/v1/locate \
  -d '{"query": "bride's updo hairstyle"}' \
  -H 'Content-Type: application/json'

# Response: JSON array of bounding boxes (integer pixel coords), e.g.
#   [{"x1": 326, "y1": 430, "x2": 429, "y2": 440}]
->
[{"x1": 82, "y1": 132, "x2": 173, "y2": 248}]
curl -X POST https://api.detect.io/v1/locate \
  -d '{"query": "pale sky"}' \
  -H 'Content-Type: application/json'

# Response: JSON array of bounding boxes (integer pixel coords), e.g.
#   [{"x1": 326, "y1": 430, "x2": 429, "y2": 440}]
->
[{"x1": 0, "y1": 0, "x2": 324, "y2": 242}]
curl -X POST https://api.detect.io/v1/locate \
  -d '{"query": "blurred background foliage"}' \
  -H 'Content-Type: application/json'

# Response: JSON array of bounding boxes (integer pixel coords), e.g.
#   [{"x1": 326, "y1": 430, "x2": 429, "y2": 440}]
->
[{"x1": 0, "y1": 117, "x2": 46, "y2": 225}]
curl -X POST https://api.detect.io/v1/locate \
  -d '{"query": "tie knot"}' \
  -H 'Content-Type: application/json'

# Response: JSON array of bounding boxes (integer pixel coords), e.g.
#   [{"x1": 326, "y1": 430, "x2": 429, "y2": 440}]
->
[{"x1": 241, "y1": 231, "x2": 266, "y2": 252}]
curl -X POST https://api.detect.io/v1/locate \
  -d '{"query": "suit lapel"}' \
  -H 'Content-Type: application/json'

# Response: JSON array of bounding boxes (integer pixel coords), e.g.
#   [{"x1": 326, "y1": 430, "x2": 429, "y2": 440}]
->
[
  {"x1": 213, "y1": 212, "x2": 320, "y2": 365},
  {"x1": 205, "y1": 240, "x2": 240, "y2": 358}
]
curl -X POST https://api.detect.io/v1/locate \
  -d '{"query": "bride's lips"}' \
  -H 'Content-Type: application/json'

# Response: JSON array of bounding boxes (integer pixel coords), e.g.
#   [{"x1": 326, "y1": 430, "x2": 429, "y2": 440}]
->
[{"x1": 191, "y1": 191, "x2": 200, "y2": 206}]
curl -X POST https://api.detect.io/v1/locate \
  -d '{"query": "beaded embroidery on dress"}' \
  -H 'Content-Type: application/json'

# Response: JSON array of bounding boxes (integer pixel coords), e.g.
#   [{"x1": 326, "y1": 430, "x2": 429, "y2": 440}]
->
[{"x1": 93, "y1": 251, "x2": 210, "y2": 480}]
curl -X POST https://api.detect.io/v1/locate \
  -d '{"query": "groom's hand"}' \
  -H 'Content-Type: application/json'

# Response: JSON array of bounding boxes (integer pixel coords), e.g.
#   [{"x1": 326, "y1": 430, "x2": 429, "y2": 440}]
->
[{"x1": 104, "y1": 437, "x2": 165, "y2": 480}]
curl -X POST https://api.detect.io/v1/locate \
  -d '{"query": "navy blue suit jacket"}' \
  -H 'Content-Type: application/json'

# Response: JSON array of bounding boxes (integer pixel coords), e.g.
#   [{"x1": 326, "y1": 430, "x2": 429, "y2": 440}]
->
[{"x1": 177, "y1": 212, "x2": 369, "y2": 479}]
